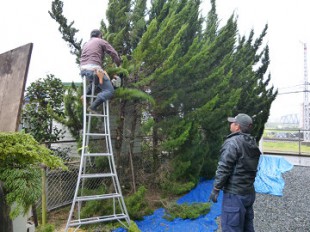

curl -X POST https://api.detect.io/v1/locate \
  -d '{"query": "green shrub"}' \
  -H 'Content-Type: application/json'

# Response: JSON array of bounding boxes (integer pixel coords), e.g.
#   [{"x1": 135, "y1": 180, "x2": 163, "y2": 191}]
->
[
  {"x1": 0, "y1": 132, "x2": 66, "y2": 219},
  {"x1": 36, "y1": 223, "x2": 55, "y2": 232},
  {"x1": 163, "y1": 202, "x2": 211, "y2": 221},
  {"x1": 125, "y1": 186, "x2": 153, "y2": 220},
  {"x1": 160, "y1": 179, "x2": 196, "y2": 195},
  {"x1": 128, "y1": 220, "x2": 141, "y2": 232}
]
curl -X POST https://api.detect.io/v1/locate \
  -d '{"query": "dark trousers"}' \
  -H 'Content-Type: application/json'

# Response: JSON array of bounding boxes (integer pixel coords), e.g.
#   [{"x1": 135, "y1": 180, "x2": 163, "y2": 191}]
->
[{"x1": 221, "y1": 192, "x2": 256, "y2": 232}]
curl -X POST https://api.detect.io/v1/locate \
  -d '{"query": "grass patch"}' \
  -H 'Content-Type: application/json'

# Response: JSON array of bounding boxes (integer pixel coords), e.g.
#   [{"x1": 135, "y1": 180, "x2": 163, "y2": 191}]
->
[{"x1": 262, "y1": 140, "x2": 310, "y2": 155}]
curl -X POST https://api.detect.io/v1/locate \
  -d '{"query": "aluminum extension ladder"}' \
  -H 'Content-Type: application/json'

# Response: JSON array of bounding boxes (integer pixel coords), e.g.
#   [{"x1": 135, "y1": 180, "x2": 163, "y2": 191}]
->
[{"x1": 65, "y1": 75, "x2": 130, "y2": 231}]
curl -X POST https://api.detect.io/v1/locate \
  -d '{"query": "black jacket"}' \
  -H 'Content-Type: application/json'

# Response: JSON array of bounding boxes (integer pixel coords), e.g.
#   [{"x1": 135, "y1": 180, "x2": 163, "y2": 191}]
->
[{"x1": 214, "y1": 132, "x2": 261, "y2": 195}]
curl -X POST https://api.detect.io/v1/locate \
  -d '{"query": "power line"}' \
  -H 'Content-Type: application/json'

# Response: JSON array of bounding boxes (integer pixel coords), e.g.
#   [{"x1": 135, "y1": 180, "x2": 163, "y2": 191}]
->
[
  {"x1": 278, "y1": 90, "x2": 310, "y2": 95},
  {"x1": 277, "y1": 83, "x2": 309, "y2": 90}
]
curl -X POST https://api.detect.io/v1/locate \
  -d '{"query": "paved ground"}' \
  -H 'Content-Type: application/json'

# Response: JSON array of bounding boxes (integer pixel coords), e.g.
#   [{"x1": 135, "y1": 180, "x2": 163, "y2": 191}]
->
[
  {"x1": 216, "y1": 156, "x2": 310, "y2": 232},
  {"x1": 254, "y1": 165, "x2": 310, "y2": 232},
  {"x1": 276, "y1": 154, "x2": 310, "y2": 166}
]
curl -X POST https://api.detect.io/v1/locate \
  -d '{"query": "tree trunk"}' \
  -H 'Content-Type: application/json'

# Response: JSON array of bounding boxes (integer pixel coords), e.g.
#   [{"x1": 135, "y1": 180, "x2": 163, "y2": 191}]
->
[
  {"x1": 128, "y1": 101, "x2": 139, "y2": 192},
  {"x1": 152, "y1": 118, "x2": 160, "y2": 173},
  {"x1": 0, "y1": 181, "x2": 13, "y2": 232},
  {"x1": 115, "y1": 99, "x2": 127, "y2": 167}
]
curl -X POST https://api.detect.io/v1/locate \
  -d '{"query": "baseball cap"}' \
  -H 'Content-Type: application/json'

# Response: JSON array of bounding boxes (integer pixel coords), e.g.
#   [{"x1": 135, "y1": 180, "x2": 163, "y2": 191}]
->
[{"x1": 227, "y1": 113, "x2": 253, "y2": 128}]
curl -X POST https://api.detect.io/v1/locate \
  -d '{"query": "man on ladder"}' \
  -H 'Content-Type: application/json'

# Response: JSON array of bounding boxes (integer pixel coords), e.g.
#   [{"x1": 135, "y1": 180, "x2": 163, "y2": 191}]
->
[
  {"x1": 80, "y1": 29, "x2": 121, "y2": 113},
  {"x1": 65, "y1": 29, "x2": 130, "y2": 231}
]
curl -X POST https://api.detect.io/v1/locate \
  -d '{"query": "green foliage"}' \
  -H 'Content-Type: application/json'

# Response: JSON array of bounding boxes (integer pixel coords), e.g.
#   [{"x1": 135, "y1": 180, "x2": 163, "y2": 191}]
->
[
  {"x1": 161, "y1": 120, "x2": 192, "y2": 151},
  {"x1": 80, "y1": 185, "x2": 152, "y2": 223},
  {"x1": 80, "y1": 186, "x2": 108, "y2": 218},
  {"x1": 128, "y1": 220, "x2": 141, "y2": 232},
  {"x1": 106, "y1": 0, "x2": 131, "y2": 55},
  {"x1": 163, "y1": 202, "x2": 211, "y2": 221},
  {"x1": 114, "y1": 88, "x2": 155, "y2": 105},
  {"x1": 124, "y1": 186, "x2": 153, "y2": 220},
  {"x1": 160, "y1": 178, "x2": 196, "y2": 195},
  {"x1": 50, "y1": 0, "x2": 277, "y2": 205},
  {"x1": 49, "y1": 82, "x2": 83, "y2": 142},
  {"x1": 36, "y1": 224, "x2": 55, "y2": 232},
  {"x1": 0, "y1": 132, "x2": 66, "y2": 219},
  {"x1": 0, "y1": 167, "x2": 41, "y2": 219},
  {"x1": 130, "y1": 0, "x2": 147, "y2": 50},
  {"x1": 48, "y1": 0, "x2": 82, "y2": 62},
  {"x1": 141, "y1": 118, "x2": 154, "y2": 135},
  {"x1": 0, "y1": 132, "x2": 66, "y2": 169},
  {"x1": 22, "y1": 75, "x2": 66, "y2": 144}
]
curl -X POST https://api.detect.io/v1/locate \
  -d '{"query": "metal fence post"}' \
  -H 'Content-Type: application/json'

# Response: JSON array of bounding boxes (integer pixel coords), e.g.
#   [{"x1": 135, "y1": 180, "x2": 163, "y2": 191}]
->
[{"x1": 298, "y1": 129, "x2": 301, "y2": 155}]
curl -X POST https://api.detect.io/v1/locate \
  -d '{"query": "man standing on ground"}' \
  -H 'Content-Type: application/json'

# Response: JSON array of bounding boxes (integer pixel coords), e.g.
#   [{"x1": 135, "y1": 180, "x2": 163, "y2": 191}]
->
[
  {"x1": 209, "y1": 113, "x2": 261, "y2": 232},
  {"x1": 80, "y1": 29, "x2": 121, "y2": 113}
]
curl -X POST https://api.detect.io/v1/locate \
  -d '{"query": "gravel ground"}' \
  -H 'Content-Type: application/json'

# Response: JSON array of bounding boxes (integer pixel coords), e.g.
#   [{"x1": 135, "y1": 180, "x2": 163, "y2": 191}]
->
[{"x1": 253, "y1": 165, "x2": 310, "y2": 232}]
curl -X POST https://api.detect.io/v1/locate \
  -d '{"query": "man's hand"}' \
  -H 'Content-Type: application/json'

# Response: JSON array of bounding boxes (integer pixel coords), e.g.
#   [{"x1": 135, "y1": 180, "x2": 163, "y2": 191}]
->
[{"x1": 209, "y1": 188, "x2": 220, "y2": 203}]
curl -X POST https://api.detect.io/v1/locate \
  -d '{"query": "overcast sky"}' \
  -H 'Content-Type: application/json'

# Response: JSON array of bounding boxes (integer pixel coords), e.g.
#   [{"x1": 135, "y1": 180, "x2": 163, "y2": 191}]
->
[{"x1": 1, "y1": 0, "x2": 310, "y2": 122}]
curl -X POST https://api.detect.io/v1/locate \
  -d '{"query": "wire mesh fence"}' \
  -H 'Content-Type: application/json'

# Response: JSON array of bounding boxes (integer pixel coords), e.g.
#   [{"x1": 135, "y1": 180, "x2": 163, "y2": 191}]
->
[
  {"x1": 46, "y1": 162, "x2": 79, "y2": 211},
  {"x1": 42, "y1": 128, "x2": 310, "y2": 212},
  {"x1": 42, "y1": 136, "x2": 143, "y2": 211}
]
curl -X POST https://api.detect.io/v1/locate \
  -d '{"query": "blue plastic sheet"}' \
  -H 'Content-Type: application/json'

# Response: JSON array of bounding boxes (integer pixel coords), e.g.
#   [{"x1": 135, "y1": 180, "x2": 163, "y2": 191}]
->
[
  {"x1": 115, "y1": 155, "x2": 293, "y2": 232},
  {"x1": 114, "y1": 180, "x2": 222, "y2": 232},
  {"x1": 254, "y1": 155, "x2": 293, "y2": 196}
]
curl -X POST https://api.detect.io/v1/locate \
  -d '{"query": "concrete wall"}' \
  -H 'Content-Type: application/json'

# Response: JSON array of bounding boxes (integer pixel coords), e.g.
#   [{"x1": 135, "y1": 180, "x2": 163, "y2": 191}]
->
[{"x1": 0, "y1": 43, "x2": 32, "y2": 132}]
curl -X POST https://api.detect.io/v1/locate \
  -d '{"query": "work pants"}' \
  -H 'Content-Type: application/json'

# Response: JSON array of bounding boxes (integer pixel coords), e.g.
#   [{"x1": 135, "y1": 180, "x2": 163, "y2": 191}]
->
[{"x1": 221, "y1": 192, "x2": 256, "y2": 232}]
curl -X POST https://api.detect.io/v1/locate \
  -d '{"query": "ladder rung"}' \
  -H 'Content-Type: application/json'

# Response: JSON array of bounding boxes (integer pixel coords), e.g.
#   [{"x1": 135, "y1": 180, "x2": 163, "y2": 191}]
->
[
  {"x1": 86, "y1": 112, "x2": 107, "y2": 117},
  {"x1": 81, "y1": 173, "x2": 115, "y2": 178},
  {"x1": 65, "y1": 82, "x2": 130, "y2": 231},
  {"x1": 84, "y1": 152, "x2": 112, "y2": 157},
  {"x1": 85, "y1": 132, "x2": 109, "y2": 136},
  {"x1": 76, "y1": 193, "x2": 122, "y2": 202},
  {"x1": 69, "y1": 214, "x2": 128, "y2": 227},
  {"x1": 86, "y1": 94, "x2": 104, "y2": 99}
]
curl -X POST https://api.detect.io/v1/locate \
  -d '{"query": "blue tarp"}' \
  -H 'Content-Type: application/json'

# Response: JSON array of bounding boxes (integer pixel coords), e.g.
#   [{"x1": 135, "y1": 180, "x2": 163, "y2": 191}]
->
[
  {"x1": 114, "y1": 180, "x2": 222, "y2": 232},
  {"x1": 115, "y1": 155, "x2": 293, "y2": 232},
  {"x1": 254, "y1": 155, "x2": 293, "y2": 196}
]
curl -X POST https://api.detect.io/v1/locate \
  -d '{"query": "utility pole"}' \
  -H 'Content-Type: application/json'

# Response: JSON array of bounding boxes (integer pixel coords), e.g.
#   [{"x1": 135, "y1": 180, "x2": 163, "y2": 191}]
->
[{"x1": 302, "y1": 43, "x2": 310, "y2": 141}]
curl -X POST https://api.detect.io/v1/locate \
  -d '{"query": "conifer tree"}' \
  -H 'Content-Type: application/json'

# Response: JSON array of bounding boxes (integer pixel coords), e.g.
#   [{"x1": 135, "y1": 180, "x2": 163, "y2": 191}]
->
[
  {"x1": 228, "y1": 25, "x2": 277, "y2": 141},
  {"x1": 106, "y1": 0, "x2": 131, "y2": 55},
  {"x1": 49, "y1": 0, "x2": 82, "y2": 63},
  {"x1": 130, "y1": 0, "x2": 147, "y2": 50},
  {"x1": 49, "y1": 0, "x2": 277, "y2": 195},
  {"x1": 204, "y1": 0, "x2": 218, "y2": 43},
  {"x1": 154, "y1": 15, "x2": 241, "y2": 190}
]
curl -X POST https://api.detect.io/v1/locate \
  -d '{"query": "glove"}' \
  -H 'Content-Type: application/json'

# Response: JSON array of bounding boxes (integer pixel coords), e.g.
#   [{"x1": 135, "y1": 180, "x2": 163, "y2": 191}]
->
[
  {"x1": 111, "y1": 75, "x2": 121, "y2": 88},
  {"x1": 209, "y1": 188, "x2": 220, "y2": 203}
]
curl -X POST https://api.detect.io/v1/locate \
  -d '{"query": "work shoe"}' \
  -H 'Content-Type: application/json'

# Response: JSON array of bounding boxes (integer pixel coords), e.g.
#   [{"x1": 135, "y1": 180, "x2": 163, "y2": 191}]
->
[{"x1": 87, "y1": 106, "x2": 101, "y2": 114}]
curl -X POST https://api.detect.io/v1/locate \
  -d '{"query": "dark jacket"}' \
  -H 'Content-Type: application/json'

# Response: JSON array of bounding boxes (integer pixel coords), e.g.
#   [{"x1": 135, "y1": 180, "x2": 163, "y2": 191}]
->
[{"x1": 213, "y1": 132, "x2": 261, "y2": 195}]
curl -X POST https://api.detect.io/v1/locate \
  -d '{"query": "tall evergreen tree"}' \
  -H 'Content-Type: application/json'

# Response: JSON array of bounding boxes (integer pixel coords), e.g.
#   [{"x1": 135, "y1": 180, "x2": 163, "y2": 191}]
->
[
  {"x1": 228, "y1": 25, "x2": 277, "y2": 141},
  {"x1": 49, "y1": 0, "x2": 82, "y2": 63},
  {"x1": 106, "y1": 0, "x2": 131, "y2": 55},
  {"x1": 148, "y1": 0, "x2": 169, "y2": 23},
  {"x1": 130, "y1": 0, "x2": 147, "y2": 50},
  {"x1": 49, "y1": 0, "x2": 277, "y2": 195},
  {"x1": 204, "y1": 0, "x2": 218, "y2": 43},
  {"x1": 153, "y1": 15, "x2": 241, "y2": 191}
]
